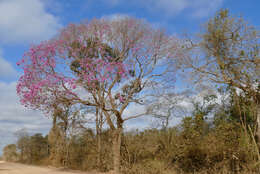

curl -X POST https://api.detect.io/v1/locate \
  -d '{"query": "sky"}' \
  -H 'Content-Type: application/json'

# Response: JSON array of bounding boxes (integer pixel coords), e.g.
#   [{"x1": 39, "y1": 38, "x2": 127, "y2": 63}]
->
[{"x1": 0, "y1": 0, "x2": 259, "y2": 154}]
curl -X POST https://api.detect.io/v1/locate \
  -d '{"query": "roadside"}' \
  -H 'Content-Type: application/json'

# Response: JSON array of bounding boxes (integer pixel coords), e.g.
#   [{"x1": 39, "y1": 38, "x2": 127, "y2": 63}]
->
[{"x1": 0, "y1": 161, "x2": 100, "y2": 174}]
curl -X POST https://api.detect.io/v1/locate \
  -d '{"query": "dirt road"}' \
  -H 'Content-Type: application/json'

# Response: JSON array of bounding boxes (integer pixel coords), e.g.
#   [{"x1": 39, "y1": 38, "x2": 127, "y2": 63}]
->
[{"x1": 0, "y1": 161, "x2": 98, "y2": 174}]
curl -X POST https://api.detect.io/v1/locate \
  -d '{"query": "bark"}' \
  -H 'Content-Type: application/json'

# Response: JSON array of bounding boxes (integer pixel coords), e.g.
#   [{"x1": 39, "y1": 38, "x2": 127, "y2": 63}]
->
[
  {"x1": 20, "y1": 147, "x2": 24, "y2": 162},
  {"x1": 97, "y1": 131, "x2": 101, "y2": 166},
  {"x1": 96, "y1": 108, "x2": 103, "y2": 168},
  {"x1": 256, "y1": 106, "x2": 260, "y2": 147},
  {"x1": 102, "y1": 109, "x2": 123, "y2": 173},
  {"x1": 112, "y1": 127, "x2": 122, "y2": 174}
]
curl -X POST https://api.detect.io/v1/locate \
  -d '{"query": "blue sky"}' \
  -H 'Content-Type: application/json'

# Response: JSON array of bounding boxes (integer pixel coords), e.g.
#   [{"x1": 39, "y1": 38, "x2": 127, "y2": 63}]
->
[{"x1": 0, "y1": 0, "x2": 259, "y2": 153}]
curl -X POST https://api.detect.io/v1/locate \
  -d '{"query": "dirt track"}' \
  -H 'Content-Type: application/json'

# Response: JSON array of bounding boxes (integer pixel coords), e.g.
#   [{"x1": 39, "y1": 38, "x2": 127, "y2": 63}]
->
[{"x1": 0, "y1": 161, "x2": 98, "y2": 174}]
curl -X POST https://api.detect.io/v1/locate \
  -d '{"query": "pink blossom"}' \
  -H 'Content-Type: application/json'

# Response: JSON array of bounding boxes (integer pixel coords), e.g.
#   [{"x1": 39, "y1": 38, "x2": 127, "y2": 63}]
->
[{"x1": 16, "y1": 17, "x2": 177, "y2": 116}]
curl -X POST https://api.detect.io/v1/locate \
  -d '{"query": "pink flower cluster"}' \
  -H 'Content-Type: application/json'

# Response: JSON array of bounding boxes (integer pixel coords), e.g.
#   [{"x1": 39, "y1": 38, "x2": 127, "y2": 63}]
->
[
  {"x1": 16, "y1": 17, "x2": 177, "y2": 113},
  {"x1": 16, "y1": 22, "x2": 129, "y2": 110},
  {"x1": 77, "y1": 57, "x2": 128, "y2": 88},
  {"x1": 16, "y1": 40, "x2": 77, "y2": 110}
]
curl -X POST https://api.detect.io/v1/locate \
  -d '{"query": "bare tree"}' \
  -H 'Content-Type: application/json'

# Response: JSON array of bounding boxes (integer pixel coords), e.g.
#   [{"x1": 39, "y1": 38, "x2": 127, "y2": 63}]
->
[
  {"x1": 147, "y1": 91, "x2": 189, "y2": 129},
  {"x1": 181, "y1": 10, "x2": 260, "y2": 143}
]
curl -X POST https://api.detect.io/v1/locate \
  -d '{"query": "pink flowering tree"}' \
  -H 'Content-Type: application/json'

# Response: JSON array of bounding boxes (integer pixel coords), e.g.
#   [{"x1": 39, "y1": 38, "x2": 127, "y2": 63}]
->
[{"x1": 17, "y1": 17, "x2": 180, "y2": 173}]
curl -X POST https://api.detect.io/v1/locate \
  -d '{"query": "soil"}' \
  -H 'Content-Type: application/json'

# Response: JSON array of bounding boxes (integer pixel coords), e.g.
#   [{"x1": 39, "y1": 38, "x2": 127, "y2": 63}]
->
[{"x1": 0, "y1": 161, "x2": 101, "y2": 174}]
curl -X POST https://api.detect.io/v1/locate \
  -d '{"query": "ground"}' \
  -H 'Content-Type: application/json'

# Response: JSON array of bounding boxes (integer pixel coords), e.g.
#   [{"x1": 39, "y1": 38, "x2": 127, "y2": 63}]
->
[{"x1": 0, "y1": 161, "x2": 100, "y2": 174}]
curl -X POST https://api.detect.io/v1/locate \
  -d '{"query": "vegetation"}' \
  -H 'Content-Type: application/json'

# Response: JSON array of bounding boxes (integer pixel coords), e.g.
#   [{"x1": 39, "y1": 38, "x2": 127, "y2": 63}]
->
[
  {"x1": 2, "y1": 9, "x2": 259, "y2": 174},
  {"x1": 3, "y1": 88, "x2": 260, "y2": 174}
]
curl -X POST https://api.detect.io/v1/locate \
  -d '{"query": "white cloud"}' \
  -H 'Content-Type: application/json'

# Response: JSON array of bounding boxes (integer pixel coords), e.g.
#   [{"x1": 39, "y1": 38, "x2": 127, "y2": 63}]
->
[
  {"x1": 102, "y1": 13, "x2": 130, "y2": 21},
  {"x1": 0, "y1": 81, "x2": 52, "y2": 154},
  {"x1": 145, "y1": 0, "x2": 189, "y2": 17},
  {"x1": 102, "y1": 0, "x2": 224, "y2": 18},
  {"x1": 0, "y1": 50, "x2": 17, "y2": 79},
  {"x1": 0, "y1": 80, "x2": 152, "y2": 153},
  {"x1": 0, "y1": 0, "x2": 62, "y2": 44},
  {"x1": 191, "y1": 0, "x2": 224, "y2": 18}
]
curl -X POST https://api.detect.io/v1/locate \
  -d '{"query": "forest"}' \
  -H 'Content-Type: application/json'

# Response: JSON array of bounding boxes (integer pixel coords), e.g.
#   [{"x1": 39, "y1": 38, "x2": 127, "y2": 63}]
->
[{"x1": 2, "y1": 9, "x2": 260, "y2": 174}]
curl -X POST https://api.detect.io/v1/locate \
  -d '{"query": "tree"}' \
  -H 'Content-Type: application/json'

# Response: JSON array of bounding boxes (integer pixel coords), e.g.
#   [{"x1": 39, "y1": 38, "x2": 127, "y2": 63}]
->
[
  {"x1": 182, "y1": 10, "x2": 260, "y2": 144},
  {"x1": 3, "y1": 144, "x2": 18, "y2": 162},
  {"x1": 15, "y1": 128, "x2": 29, "y2": 162},
  {"x1": 147, "y1": 91, "x2": 188, "y2": 129},
  {"x1": 29, "y1": 133, "x2": 48, "y2": 164},
  {"x1": 17, "y1": 17, "x2": 180, "y2": 173},
  {"x1": 48, "y1": 103, "x2": 81, "y2": 167}
]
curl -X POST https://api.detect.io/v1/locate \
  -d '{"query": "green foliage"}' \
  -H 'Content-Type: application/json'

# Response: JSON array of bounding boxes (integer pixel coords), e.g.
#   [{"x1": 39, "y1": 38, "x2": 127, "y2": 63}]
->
[
  {"x1": 3, "y1": 144, "x2": 18, "y2": 162},
  {"x1": 15, "y1": 133, "x2": 48, "y2": 164},
  {"x1": 10, "y1": 113, "x2": 259, "y2": 174},
  {"x1": 10, "y1": 83, "x2": 260, "y2": 174}
]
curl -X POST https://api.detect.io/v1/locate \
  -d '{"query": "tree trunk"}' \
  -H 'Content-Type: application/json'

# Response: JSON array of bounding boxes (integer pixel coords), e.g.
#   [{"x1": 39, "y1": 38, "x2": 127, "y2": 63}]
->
[
  {"x1": 112, "y1": 128, "x2": 122, "y2": 174},
  {"x1": 97, "y1": 131, "x2": 101, "y2": 166},
  {"x1": 96, "y1": 108, "x2": 102, "y2": 168},
  {"x1": 21, "y1": 147, "x2": 24, "y2": 162},
  {"x1": 256, "y1": 106, "x2": 260, "y2": 147},
  {"x1": 102, "y1": 110, "x2": 123, "y2": 173}
]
